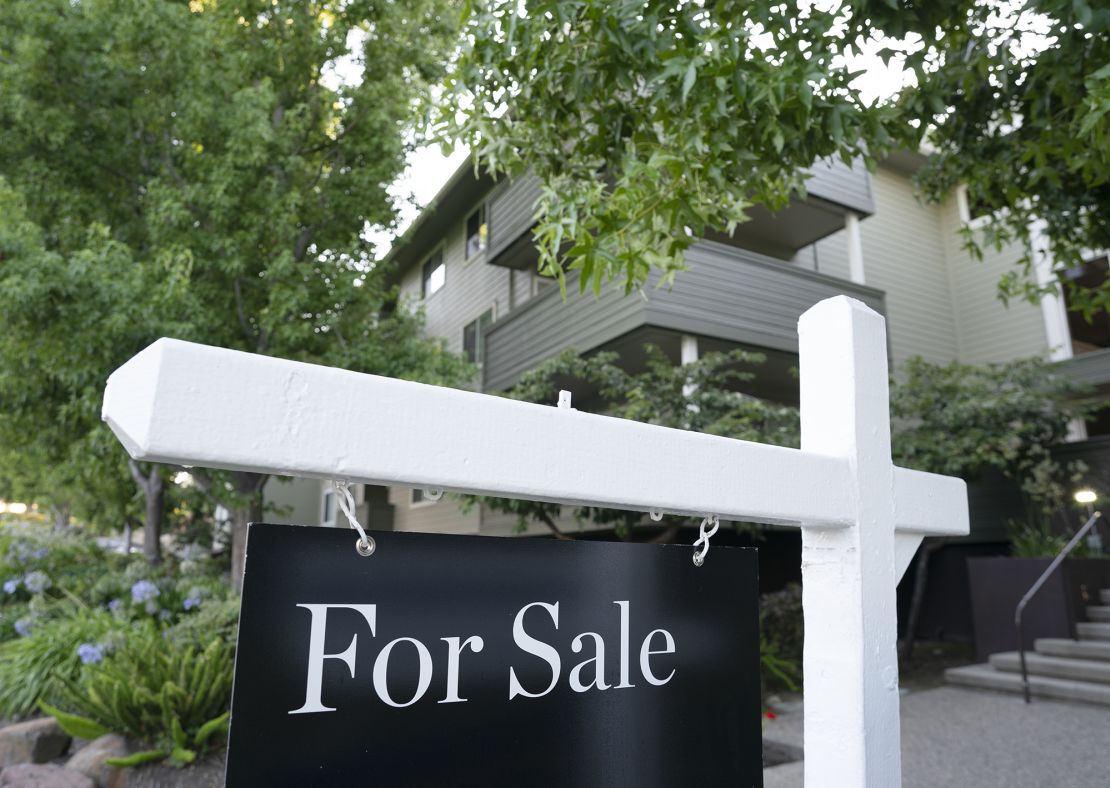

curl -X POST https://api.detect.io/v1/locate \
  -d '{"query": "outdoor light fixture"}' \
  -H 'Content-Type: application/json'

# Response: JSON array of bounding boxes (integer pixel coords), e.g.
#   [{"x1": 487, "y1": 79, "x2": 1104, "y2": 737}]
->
[{"x1": 1075, "y1": 489, "x2": 1098, "y2": 504}]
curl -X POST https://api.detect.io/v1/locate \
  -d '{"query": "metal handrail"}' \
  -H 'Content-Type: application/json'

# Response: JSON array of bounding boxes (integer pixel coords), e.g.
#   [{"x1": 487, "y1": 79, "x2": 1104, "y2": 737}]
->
[{"x1": 1014, "y1": 510, "x2": 1103, "y2": 703}]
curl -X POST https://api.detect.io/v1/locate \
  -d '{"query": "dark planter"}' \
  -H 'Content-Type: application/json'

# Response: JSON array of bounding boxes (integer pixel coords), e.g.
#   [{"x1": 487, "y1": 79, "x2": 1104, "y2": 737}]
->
[{"x1": 967, "y1": 556, "x2": 1110, "y2": 662}]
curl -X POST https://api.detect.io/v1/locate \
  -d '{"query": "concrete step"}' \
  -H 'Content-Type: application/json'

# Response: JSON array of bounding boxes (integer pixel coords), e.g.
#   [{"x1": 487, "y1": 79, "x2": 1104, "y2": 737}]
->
[
  {"x1": 1088, "y1": 606, "x2": 1110, "y2": 623},
  {"x1": 1101, "y1": 589, "x2": 1110, "y2": 605},
  {"x1": 991, "y1": 651, "x2": 1110, "y2": 684},
  {"x1": 1036, "y1": 638, "x2": 1110, "y2": 662},
  {"x1": 945, "y1": 664, "x2": 1110, "y2": 706},
  {"x1": 1078, "y1": 622, "x2": 1110, "y2": 641}
]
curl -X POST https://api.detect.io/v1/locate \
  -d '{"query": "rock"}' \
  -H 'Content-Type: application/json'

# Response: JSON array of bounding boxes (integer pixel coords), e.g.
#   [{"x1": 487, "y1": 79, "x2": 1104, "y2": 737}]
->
[
  {"x1": 64, "y1": 736, "x2": 129, "y2": 788},
  {"x1": 0, "y1": 719, "x2": 71, "y2": 767},
  {"x1": 0, "y1": 763, "x2": 95, "y2": 788}
]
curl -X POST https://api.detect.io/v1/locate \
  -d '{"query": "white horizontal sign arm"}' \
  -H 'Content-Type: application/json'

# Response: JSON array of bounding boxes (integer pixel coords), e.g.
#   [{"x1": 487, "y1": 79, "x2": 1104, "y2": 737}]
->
[{"x1": 102, "y1": 337, "x2": 965, "y2": 540}]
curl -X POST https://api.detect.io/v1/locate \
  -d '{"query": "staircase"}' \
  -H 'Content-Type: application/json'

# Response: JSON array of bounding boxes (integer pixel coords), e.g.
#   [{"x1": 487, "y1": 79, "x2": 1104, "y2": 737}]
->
[{"x1": 946, "y1": 588, "x2": 1110, "y2": 706}]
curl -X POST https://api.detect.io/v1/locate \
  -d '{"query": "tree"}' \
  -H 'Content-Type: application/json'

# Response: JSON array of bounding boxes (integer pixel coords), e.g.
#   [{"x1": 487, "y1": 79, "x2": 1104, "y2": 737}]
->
[
  {"x1": 434, "y1": 0, "x2": 891, "y2": 295},
  {"x1": 851, "y1": 0, "x2": 1110, "y2": 314},
  {"x1": 0, "y1": 0, "x2": 470, "y2": 582},
  {"x1": 435, "y1": 1, "x2": 1109, "y2": 309}
]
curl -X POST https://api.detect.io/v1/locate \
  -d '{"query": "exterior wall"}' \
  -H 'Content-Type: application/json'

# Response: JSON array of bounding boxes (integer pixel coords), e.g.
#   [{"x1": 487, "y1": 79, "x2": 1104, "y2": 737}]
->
[
  {"x1": 941, "y1": 204, "x2": 1050, "y2": 364},
  {"x1": 265, "y1": 476, "x2": 325, "y2": 526},
  {"x1": 813, "y1": 163, "x2": 1049, "y2": 368},
  {"x1": 388, "y1": 489, "x2": 481, "y2": 534},
  {"x1": 487, "y1": 175, "x2": 544, "y2": 261}
]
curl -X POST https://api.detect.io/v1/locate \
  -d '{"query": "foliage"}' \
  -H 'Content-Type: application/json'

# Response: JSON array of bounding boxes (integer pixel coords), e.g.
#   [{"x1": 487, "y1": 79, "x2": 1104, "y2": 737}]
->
[
  {"x1": 0, "y1": 0, "x2": 471, "y2": 554},
  {"x1": 1006, "y1": 512, "x2": 1101, "y2": 559},
  {"x1": 851, "y1": 0, "x2": 1110, "y2": 314},
  {"x1": 50, "y1": 623, "x2": 233, "y2": 767},
  {"x1": 434, "y1": 0, "x2": 891, "y2": 295},
  {"x1": 462, "y1": 346, "x2": 798, "y2": 537},
  {"x1": 0, "y1": 606, "x2": 118, "y2": 719},
  {"x1": 759, "y1": 584, "x2": 803, "y2": 697},
  {"x1": 889, "y1": 356, "x2": 1092, "y2": 509}
]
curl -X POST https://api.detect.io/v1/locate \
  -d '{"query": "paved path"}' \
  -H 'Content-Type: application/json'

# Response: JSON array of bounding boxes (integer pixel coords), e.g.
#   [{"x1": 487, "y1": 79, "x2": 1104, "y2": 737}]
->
[{"x1": 763, "y1": 685, "x2": 1110, "y2": 787}]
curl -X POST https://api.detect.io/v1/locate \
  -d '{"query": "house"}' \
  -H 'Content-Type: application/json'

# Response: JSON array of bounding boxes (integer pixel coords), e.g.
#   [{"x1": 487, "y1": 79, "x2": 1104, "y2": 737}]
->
[{"x1": 263, "y1": 150, "x2": 1110, "y2": 638}]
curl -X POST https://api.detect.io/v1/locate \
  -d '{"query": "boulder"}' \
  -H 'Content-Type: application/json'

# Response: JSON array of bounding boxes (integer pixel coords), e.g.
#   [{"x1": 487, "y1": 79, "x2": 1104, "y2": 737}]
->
[
  {"x1": 0, "y1": 720, "x2": 71, "y2": 767},
  {"x1": 0, "y1": 764, "x2": 95, "y2": 788},
  {"x1": 64, "y1": 736, "x2": 129, "y2": 788}
]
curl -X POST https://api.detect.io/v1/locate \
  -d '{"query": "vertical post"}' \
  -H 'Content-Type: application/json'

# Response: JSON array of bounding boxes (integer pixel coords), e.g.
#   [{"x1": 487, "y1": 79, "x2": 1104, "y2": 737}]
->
[
  {"x1": 680, "y1": 335, "x2": 699, "y2": 400},
  {"x1": 798, "y1": 296, "x2": 901, "y2": 786},
  {"x1": 845, "y1": 212, "x2": 865, "y2": 285}
]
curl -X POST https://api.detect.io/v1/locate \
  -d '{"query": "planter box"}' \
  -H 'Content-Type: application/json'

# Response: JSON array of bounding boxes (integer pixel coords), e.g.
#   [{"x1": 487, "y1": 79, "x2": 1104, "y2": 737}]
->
[{"x1": 967, "y1": 557, "x2": 1110, "y2": 662}]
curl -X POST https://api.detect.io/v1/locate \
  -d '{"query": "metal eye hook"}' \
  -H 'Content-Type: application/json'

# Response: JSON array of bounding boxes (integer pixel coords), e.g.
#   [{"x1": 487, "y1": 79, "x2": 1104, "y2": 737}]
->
[
  {"x1": 423, "y1": 488, "x2": 443, "y2": 502},
  {"x1": 649, "y1": 508, "x2": 664, "y2": 522}
]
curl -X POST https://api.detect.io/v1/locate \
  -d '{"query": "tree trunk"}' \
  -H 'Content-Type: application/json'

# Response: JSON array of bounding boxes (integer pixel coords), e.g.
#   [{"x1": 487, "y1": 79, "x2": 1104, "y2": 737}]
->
[
  {"x1": 230, "y1": 485, "x2": 265, "y2": 592},
  {"x1": 128, "y1": 460, "x2": 164, "y2": 566},
  {"x1": 144, "y1": 472, "x2": 164, "y2": 566},
  {"x1": 123, "y1": 519, "x2": 134, "y2": 555},
  {"x1": 51, "y1": 505, "x2": 70, "y2": 532}
]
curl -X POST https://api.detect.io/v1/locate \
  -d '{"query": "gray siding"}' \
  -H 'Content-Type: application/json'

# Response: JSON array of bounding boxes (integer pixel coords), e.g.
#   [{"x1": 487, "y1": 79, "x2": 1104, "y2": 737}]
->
[
  {"x1": 399, "y1": 223, "x2": 513, "y2": 358},
  {"x1": 1064, "y1": 348, "x2": 1110, "y2": 387},
  {"x1": 487, "y1": 174, "x2": 543, "y2": 261},
  {"x1": 806, "y1": 156, "x2": 875, "y2": 214},
  {"x1": 483, "y1": 239, "x2": 885, "y2": 391},
  {"x1": 389, "y1": 489, "x2": 481, "y2": 534}
]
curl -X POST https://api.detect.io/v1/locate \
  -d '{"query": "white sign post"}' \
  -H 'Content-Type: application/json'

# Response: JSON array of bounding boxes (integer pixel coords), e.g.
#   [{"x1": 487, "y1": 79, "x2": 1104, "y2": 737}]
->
[{"x1": 102, "y1": 295, "x2": 968, "y2": 786}]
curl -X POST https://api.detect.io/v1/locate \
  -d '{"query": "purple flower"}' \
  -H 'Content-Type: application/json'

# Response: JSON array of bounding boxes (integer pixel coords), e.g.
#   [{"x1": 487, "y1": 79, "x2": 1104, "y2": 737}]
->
[
  {"x1": 23, "y1": 571, "x2": 51, "y2": 594},
  {"x1": 13, "y1": 618, "x2": 32, "y2": 637},
  {"x1": 3, "y1": 579, "x2": 17, "y2": 595},
  {"x1": 158, "y1": 609, "x2": 172, "y2": 621},
  {"x1": 183, "y1": 588, "x2": 203, "y2": 611},
  {"x1": 130, "y1": 580, "x2": 159, "y2": 603},
  {"x1": 31, "y1": 548, "x2": 47, "y2": 560},
  {"x1": 107, "y1": 598, "x2": 122, "y2": 612},
  {"x1": 76, "y1": 643, "x2": 103, "y2": 665}
]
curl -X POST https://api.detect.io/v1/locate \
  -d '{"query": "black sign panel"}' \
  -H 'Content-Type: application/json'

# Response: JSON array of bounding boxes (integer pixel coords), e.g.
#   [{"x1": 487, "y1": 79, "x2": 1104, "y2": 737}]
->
[{"x1": 227, "y1": 524, "x2": 762, "y2": 787}]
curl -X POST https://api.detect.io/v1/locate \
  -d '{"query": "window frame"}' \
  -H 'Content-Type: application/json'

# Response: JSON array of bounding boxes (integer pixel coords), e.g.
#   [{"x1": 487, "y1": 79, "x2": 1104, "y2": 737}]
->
[
  {"x1": 465, "y1": 204, "x2": 488, "y2": 261},
  {"x1": 410, "y1": 487, "x2": 439, "y2": 509},
  {"x1": 421, "y1": 247, "x2": 446, "y2": 299},
  {"x1": 462, "y1": 307, "x2": 495, "y2": 366}
]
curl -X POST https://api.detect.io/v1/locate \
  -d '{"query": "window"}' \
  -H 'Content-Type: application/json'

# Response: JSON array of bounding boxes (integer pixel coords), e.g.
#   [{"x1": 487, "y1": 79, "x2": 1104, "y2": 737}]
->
[
  {"x1": 463, "y1": 309, "x2": 494, "y2": 364},
  {"x1": 466, "y1": 205, "x2": 488, "y2": 260},
  {"x1": 321, "y1": 489, "x2": 336, "y2": 527},
  {"x1": 422, "y1": 249, "x2": 445, "y2": 298},
  {"x1": 1065, "y1": 256, "x2": 1110, "y2": 354}
]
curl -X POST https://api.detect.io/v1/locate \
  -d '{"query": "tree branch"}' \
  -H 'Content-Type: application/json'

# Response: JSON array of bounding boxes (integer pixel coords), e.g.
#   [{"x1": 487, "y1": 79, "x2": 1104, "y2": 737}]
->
[
  {"x1": 537, "y1": 510, "x2": 574, "y2": 540},
  {"x1": 127, "y1": 459, "x2": 150, "y2": 494}
]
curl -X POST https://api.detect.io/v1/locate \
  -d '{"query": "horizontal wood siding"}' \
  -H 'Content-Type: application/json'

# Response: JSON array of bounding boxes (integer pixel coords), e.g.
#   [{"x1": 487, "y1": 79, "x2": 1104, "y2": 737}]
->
[
  {"x1": 853, "y1": 165, "x2": 960, "y2": 366},
  {"x1": 400, "y1": 221, "x2": 513, "y2": 365},
  {"x1": 484, "y1": 240, "x2": 885, "y2": 391},
  {"x1": 487, "y1": 174, "x2": 543, "y2": 261},
  {"x1": 482, "y1": 272, "x2": 646, "y2": 391},
  {"x1": 941, "y1": 202, "x2": 1049, "y2": 364},
  {"x1": 388, "y1": 488, "x2": 481, "y2": 534},
  {"x1": 644, "y1": 241, "x2": 885, "y2": 352},
  {"x1": 806, "y1": 156, "x2": 874, "y2": 214}
]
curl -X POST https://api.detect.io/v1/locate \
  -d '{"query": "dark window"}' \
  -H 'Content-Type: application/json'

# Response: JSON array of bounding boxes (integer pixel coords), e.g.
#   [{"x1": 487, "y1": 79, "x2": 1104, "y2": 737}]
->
[
  {"x1": 463, "y1": 309, "x2": 494, "y2": 364},
  {"x1": 422, "y1": 249, "x2": 445, "y2": 297},
  {"x1": 1065, "y1": 256, "x2": 1110, "y2": 354},
  {"x1": 466, "y1": 206, "x2": 487, "y2": 259}
]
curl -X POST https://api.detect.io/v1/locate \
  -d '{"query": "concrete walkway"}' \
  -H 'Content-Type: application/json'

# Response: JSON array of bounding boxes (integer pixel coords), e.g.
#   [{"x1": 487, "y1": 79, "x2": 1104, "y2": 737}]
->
[{"x1": 763, "y1": 685, "x2": 1110, "y2": 787}]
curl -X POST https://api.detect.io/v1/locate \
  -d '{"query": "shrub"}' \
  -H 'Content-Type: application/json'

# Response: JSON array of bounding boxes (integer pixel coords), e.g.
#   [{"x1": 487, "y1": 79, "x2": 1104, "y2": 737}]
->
[
  {"x1": 47, "y1": 622, "x2": 233, "y2": 767},
  {"x1": 0, "y1": 605, "x2": 119, "y2": 718}
]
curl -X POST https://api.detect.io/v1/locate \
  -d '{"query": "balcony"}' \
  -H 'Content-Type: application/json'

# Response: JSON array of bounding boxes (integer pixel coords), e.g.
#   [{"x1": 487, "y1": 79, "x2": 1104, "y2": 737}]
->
[
  {"x1": 486, "y1": 157, "x2": 875, "y2": 269},
  {"x1": 482, "y1": 239, "x2": 886, "y2": 395}
]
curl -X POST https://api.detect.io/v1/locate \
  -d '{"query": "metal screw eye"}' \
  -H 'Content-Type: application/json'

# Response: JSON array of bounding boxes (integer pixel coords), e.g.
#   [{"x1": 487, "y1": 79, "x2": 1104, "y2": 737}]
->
[{"x1": 355, "y1": 536, "x2": 376, "y2": 557}]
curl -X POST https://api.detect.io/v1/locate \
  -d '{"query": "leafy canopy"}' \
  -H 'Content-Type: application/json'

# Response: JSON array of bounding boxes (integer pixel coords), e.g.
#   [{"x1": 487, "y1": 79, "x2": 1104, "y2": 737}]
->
[
  {"x1": 0, "y1": 0, "x2": 470, "y2": 528},
  {"x1": 437, "y1": 0, "x2": 1109, "y2": 310},
  {"x1": 435, "y1": 0, "x2": 890, "y2": 295}
]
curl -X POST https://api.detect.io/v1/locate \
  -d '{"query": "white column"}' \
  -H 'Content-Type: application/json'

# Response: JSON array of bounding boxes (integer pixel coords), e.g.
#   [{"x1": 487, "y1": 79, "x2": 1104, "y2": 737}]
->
[
  {"x1": 846, "y1": 212, "x2": 866, "y2": 285},
  {"x1": 799, "y1": 297, "x2": 902, "y2": 786},
  {"x1": 680, "y1": 334, "x2": 699, "y2": 400},
  {"x1": 1030, "y1": 218, "x2": 1073, "y2": 362}
]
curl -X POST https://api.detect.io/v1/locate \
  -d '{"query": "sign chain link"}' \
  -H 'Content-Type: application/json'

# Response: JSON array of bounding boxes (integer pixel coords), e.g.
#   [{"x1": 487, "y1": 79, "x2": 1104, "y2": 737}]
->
[
  {"x1": 692, "y1": 514, "x2": 720, "y2": 567},
  {"x1": 331, "y1": 480, "x2": 375, "y2": 557}
]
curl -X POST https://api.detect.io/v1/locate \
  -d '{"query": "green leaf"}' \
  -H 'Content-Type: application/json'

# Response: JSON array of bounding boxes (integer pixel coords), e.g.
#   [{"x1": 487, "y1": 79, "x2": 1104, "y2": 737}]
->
[
  {"x1": 194, "y1": 711, "x2": 230, "y2": 747},
  {"x1": 106, "y1": 750, "x2": 166, "y2": 768},
  {"x1": 681, "y1": 60, "x2": 697, "y2": 103},
  {"x1": 38, "y1": 701, "x2": 109, "y2": 741}
]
